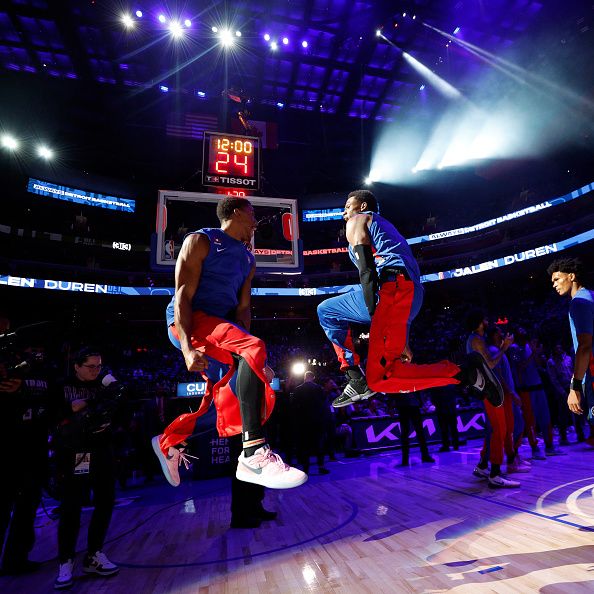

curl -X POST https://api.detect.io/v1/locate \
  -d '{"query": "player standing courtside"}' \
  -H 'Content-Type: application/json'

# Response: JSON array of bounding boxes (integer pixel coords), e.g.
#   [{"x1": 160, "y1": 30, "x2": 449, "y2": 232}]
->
[
  {"x1": 548, "y1": 258, "x2": 594, "y2": 422},
  {"x1": 152, "y1": 197, "x2": 306, "y2": 490},
  {"x1": 317, "y1": 190, "x2": 503, "y2": 407}
]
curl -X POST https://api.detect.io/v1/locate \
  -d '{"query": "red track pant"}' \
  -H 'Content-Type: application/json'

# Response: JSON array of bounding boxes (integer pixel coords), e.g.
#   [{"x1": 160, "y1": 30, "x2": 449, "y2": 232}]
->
[
  {"x1": 366, "y1": 277, "x2": 461, "y2": 393},
  {"x1": 159, "y1": 311, "x2": 275, "y2": 454}
]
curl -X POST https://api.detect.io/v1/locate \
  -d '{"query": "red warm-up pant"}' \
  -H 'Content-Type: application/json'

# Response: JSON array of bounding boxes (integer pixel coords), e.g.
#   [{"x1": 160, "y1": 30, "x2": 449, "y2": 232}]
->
[
  {"x1": 481, "y1": 393, "x2": 514, "y2": 465},
  {"x1": 366, "y1": 277, "x2": 461, "y2": 393},
  {"x1": 159, "y1": 311, "x2": 275, "y2": 454}
]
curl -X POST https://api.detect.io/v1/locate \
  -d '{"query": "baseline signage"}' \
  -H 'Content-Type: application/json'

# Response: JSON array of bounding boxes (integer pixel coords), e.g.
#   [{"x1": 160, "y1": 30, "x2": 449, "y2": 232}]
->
[
  {"x1": 177, "y1": 382, "x2": 207, "y2": 397},
  {"x1": 350, "y1": 409, "x2": 486, "y2": 451},
  {"x1": 27, "y1": 178, "x2": 136, "y2": 213}
]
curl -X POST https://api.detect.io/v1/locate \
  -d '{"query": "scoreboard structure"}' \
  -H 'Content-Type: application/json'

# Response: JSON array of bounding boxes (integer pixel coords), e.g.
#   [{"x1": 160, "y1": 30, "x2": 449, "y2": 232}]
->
[{"x1": 202, "y1": 131, "x2": 260, "y2": 191}]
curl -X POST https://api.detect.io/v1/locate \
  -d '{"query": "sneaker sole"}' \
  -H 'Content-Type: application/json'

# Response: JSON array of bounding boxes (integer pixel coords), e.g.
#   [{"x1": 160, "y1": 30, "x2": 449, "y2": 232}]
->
[
  {"x1": 54, "y1": 581, "x2": 73, "y2": 590},
  {"x1": 82, "y1": 567, "x2": 119, "y2": 576},
  {"x1": 332, "y1": 388, "x2": 377, "y2": 408},
  {"x1": 235, "y1": 467, "x2": 308, "y2": 489},
  {"x1": 488, "y1": 480, "x2": 521, "y2": 489},
  {"x1": 151, "y1": 436, "x2": 180, "y2": 487}
]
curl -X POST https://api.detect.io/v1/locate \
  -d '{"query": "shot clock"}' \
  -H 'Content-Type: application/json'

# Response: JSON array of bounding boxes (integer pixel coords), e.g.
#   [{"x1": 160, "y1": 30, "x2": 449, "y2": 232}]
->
[{"x1": 202, "y1": 131, "x2": 261, "y2": 190}]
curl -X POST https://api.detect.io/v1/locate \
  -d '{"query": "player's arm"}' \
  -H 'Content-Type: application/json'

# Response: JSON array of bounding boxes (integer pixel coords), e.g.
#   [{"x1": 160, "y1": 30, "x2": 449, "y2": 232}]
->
[
  {"x1": 568, "y1": 298, "x2": 593, "y2": 414},
  {"x1": 568, "y1": 332, "x2": 592, "y2": 415},
  {"x1": 174, "y1": 233, "x2": 210, "y2": 372},
  {"x1": 470, "y1": 334, "x2": 513, "y2": 369},
  {"x1": 346, "y1": 214, "x2": 377, "y2": 316},
  {"x1": 235, "y1": 264, "x2": 256, "y2": 332}
]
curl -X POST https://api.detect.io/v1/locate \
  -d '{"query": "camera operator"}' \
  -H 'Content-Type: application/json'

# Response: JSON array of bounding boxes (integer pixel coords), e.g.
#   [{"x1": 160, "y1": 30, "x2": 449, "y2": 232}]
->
[
  {"x1": 53, "y1": 347, "x2": 120, "y2": 590},
  {"x1": 0, "y1": 333, "x2": 59, "y2": 575}
]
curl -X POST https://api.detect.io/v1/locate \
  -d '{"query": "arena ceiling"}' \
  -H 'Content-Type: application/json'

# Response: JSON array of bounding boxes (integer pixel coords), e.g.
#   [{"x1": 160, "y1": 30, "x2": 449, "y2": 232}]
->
[{"x1": 2, "y1": 1, "x2": 593, "y2": 122}]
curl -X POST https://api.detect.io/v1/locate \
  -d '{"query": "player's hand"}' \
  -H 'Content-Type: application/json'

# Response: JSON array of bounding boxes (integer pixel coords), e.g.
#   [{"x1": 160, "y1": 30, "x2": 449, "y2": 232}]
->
[
  {"x1": 264, "y1": 365, "x2": 275, "y2": 383},
  {"x1": 0, "y1": 378, "x2": 22, "y2": 393},
  {"x1": 568, "y1": 389, "x2": 583, "y2": 414},
  {"x1": 400, "y1": 344, "x2": 413, "y2": 363},
  {"x1": 502, "y1": 333, "x2": 514, "y2": 350},
  {"x1": 183, "y1": 349, "x2": 209, "y2": 372},
  {"x1": 71, "y1": 399, "x2": 88, "y2": 413}
]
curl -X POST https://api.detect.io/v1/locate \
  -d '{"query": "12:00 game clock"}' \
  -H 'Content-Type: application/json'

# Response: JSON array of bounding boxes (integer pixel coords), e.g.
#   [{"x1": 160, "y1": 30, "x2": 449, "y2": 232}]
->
[{"x1": 202, "y1": 131, "x2": 260, "y2": 190}]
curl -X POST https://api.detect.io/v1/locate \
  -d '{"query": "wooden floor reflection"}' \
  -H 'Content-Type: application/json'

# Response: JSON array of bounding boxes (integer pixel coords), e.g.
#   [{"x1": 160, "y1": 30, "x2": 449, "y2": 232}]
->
[{"x1": 3, "y1": 438, "x2": 594, "y2": 593}]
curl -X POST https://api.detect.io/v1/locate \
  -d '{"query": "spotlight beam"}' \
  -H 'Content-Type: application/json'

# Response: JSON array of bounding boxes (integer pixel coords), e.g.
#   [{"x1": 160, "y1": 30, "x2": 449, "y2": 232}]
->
[
  {"x1": 379, "y1": 33, "x2": 465, "y2": 101},
  {"x1": 422, "y1": 22, "x2": 594, "y2": 112}
]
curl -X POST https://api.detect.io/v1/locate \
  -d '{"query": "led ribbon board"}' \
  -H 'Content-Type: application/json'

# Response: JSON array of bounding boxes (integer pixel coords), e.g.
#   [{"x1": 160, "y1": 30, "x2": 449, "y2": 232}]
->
[
  {"x1": 27, "y1": 178, "x2": 135, "y2": 213},
  {"x1": 298, "y1": 182, "x2": 594, "y2": 244},
  {"x1": 3, "y1": 228, "x2": 593, "y2": 295},
  {"x1": 407, "y1": 181, "x2": 594, "y2": 245},
  {"x1": 302, "y1": 208, "x2": 344, "y2": 222},
  {"x1": 202, "y1": 131, "x2": 260, "y2": 190}
]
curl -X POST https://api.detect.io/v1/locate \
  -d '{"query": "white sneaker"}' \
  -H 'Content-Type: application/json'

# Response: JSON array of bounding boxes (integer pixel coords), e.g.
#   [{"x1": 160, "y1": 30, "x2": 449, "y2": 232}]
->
[
  {"x1": 54, "y1": 559, "x2": 74, "y2": 589},
  {"x1": 83, "y1": 551, "x2": 119, "y2": 576},
  {"x1": 151, "y1": 435, "x2": 197, "y2": 487},
  {"x1": 236, "y1": 445, "x2": 308, "y2": 489},
  {"x1": 489, "y1": 474, "x2": 521, "y2": 489},
  {"x1": 473, "y1": 465, "x2": 490, "y2": 479}
]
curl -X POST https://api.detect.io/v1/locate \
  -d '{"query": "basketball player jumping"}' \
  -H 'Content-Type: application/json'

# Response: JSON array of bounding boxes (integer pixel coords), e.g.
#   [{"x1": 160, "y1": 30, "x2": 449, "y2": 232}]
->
[
  {"x1": 152, "y1": 196, "x2": 307, "y2": 490},
  {"x1": 317, "y1": 189, "x2": 504, "y2": 407}
]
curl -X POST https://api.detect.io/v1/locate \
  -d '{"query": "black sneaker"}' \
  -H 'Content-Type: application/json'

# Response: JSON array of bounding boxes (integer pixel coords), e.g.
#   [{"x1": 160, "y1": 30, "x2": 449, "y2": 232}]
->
[
  {"x1": 459, "y1": 352, "x2": 504, "y2": 407},
  {"x1": 332, "y1": 368, "x2": 376, "y2": 407}
]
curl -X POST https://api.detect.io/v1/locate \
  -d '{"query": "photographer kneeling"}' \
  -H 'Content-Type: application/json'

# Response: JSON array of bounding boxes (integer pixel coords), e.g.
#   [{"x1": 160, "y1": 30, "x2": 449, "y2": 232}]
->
[{"x1": 53, "y1": 347, "x2": 121, "y2": 590}]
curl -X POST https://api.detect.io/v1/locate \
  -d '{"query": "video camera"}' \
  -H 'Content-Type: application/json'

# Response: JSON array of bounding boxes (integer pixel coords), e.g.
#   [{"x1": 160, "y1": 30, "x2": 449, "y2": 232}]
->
[
  {"x1": 55, "y1": 376, "x2": 127, "y2": 450},
  {"x1": 0, "y1": 321, "x2": 53, "y2": 380}
]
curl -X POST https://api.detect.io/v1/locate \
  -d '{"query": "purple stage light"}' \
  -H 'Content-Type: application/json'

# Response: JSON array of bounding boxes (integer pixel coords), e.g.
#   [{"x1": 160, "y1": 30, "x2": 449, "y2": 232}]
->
[
  {"x1": 159, "y1": 85, "x2": 169, "y2": 92},
  {"x1": 264, "y1": 33, "x2": 270, "y2": 41},
  {"x1": 270, "y1": 41, "x2": 278, "y2": 50},
  {"x1": 196, "y1": 90, "x2": 206, "y2": 97},
  {"x1": 301, "y1": 40, "x2": 308, "y2": 48},
  {"x1": 135, "y1": 10, "x2": 143, "y2": 18},
  {"x1": 282, "y1": 37, "x2": 289, "y2": 45},
  {"x1": 158, "y1": 14, "x2": 167, "y2": 24},
  {"x1": 184, "y1": 19, "x2": 192, "y2": 27},
  {"x1": 276, "y1": 101, "x2": 284, "y2": 108},
  {"x1": 419, "y1": 84, "x2": 425, "y2": 90},
  {"x1": 453, "y1": 27, "x2": 460, "y2": 34}
]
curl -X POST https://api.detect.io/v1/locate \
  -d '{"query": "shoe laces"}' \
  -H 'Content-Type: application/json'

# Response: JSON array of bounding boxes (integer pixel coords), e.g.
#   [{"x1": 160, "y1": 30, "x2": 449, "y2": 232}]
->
[
  {"x1": 92, "y1": 551, "x2": 110, "y2": 565},
  {"x1": 261, "y1": 448, "x2": 289, "y2": 471},
  {"x1": 176, "y1": 447, "x2": 199, "y2": 470},
  {"x1": 59, "y1": 560, "x2": 73, "y2": 576}
]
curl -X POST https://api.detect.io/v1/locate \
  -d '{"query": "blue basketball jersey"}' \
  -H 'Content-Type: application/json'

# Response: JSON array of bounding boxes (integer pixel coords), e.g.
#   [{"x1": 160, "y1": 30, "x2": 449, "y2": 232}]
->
[
  {"x1": 569, "y1": 287, "x2": 594, "y2": 355},
  {"x1": 347, "y1": 212, "x2": 421, "y2": 284},
  {"x1": 166, "y1": 228, "x2": 255, "y2": 325}
]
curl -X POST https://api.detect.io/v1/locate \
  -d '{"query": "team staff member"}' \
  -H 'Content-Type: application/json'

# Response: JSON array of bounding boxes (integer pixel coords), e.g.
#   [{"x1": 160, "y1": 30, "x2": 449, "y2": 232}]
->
[
  {"x1": 53, "y1": 348, "x2": 120, "y2": 590},
  {"x1": 153, "y1": 196, "x2": 306, "y2": 490},
  {"x1": 548, "y1": 258, "x2": 594, "y2": 426},
  {"x1": 317, "y1": 190, "x2": 503, "y2": 407}
]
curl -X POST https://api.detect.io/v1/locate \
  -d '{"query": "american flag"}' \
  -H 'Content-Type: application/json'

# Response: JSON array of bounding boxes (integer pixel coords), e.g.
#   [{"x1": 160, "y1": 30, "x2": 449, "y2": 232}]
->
[{"x1": 166, "y1": 113, "x2": 219, "y2": 140}]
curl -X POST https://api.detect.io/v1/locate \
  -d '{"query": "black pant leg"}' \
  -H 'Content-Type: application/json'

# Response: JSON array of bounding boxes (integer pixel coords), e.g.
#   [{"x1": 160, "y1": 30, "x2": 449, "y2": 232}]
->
[
  {"x1": 57, "y1": 452, "x2": 85, "y2": 563},
  {"x1": 87, "y1": 449, "x2": 116, "y2": 555}
]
